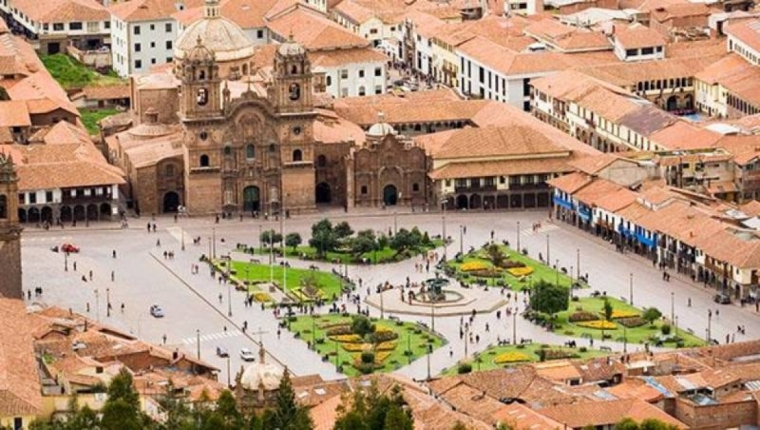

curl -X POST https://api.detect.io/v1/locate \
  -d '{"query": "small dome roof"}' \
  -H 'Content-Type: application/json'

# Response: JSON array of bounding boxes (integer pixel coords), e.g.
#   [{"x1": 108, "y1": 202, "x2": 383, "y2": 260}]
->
[
  {"x1": 174, "y1": 9, "x2": 254, "y2": 63},
  {"x1": 278, "y1": 32, "x2": 306, "y2": 57},
  {"x1": 367, "y1": 112, "x2": 396, "y2": 137},
  {"x1": 240, "y1": 362, "x2": 283, "y2": 391}
]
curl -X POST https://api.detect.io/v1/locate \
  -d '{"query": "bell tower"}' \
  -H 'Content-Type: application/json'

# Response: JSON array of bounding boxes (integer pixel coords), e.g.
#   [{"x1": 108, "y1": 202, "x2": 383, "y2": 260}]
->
[
  {"x1": 269, "y1": 36, "x2": 313, "y2": 114},
  {"x1": 0, "y1": 153, "x2": 22, "y2": 299},
  {"x1": 178, "y1": 36, "x2": 223, "y2": 121}
]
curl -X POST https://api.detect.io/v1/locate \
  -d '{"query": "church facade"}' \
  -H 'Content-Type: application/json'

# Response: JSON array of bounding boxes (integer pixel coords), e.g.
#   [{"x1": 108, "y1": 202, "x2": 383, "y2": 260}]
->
[{"x1": 0, "y1": 153, "x2": 22, "y2": 299}]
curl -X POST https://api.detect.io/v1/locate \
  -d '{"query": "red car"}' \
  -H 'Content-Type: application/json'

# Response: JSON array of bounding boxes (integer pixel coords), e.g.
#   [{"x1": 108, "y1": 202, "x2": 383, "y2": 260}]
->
[{"x1": 61, "y1": 243, "x2": 80, "y2": 253}]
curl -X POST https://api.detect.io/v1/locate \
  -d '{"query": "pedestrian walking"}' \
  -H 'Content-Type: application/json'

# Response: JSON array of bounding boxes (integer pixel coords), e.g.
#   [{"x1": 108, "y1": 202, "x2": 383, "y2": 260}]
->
[
  {"x1": 86, "y1": 302, "x2": 90, "y2": 312},
  {"x1": 162, "y1": 334, "x2": 167, "y2": 344},
  {"x1": 218, "y1": 293, "x2": 223, "y2": 303},
  {"x1": 121, "y1": 303, "x2": 125, "y2": 313},
  {"x1": 111, "y1": 271, "x2": 115, "y2": 282},
  {"x1": 156, "y1": 239, "x2": 161, "y2": 247},
  {"x1": 73, "y1": 262, "x2": 77, "y2": 271},
  {"x1": 112, "y1": 250, "x2": 117, "y2": 258},
  {"x1": 89, "y1": 270, "x2": 93, "y2": 281},
  {"x1": 688, "y1": 298, "x2": 691, "y2": 307}
]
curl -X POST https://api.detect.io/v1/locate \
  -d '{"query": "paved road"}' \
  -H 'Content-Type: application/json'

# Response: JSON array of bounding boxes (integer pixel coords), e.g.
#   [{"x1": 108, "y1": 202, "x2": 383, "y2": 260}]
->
[{"x1": 21, "y1": 208, "x2": 760, "y2": 382}]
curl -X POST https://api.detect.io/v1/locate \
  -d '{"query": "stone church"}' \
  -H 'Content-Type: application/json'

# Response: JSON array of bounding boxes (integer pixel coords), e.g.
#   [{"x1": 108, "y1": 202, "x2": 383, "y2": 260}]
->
[
  {"x1": 109, "y1": 0, "x2": 428, "y2": 216},
  {"x1": 0, "y1": 153, "x2": 22, "y2": 299}
]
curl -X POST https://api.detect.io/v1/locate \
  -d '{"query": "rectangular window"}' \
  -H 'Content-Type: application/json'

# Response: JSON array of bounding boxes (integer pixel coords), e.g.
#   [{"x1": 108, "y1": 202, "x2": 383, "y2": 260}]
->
[
  {"x1": 134, "y1": 25, "x2": 140, "y2": 35},
  {"x1": 29, "y1": 193, "x2": 36, "y2": 204},
  {"x1": 150, "y1": 41, "x2": 155, "y2": 48},
  {"x1": 134, "y1": 43, "x2": 141, "y2": 52},
  {"x1": 135, "y1": 59, "x2": 142, "y2": 69},
  {"x1": 375, "y1": 67, "x2": 382, "y2": 77},
  {"x1": 151, "y1": 58, "x2": 156, "y2": 64},
  {"x1": 375, "y1": 85, "x2": 382, "y2": 94},
  {"x1": 166, "y1": 40, "x2": 172, "y2": 50},
  {"x1": 45, "y1": 191, "x2": 53, "y2": 203},
  {"x1": 626, "y1": 49, "x2": 637, "y2": 57},
  {"x1": 165, "y1": 23, "x2": 172, "y2": 32},
  {"x1": 359, "y1": 69, "x2": 365, "y2": 78},
  {"x1": 53, "y1": 23, "x2": 64, "y2": 31},
  {"x1": 69, "y1": 22, "x2": 82, "y2": 30},
  {"x1": 484, "y1": 177, "x2": 495, "y2": 187},
  {"x1": 340, "y1": 69, "x2": 348, "y2": 79},
  {"x1": 642, "y1": 47, "x2": 654, "y2": 55},
  {"x1": 104, "y1": 21, "x2": 110, "y2": 29},
  {"x1": 257, "y1": 29, "x2": 264, "y2": 38},
  {"x1": 150, "y1": 24, "x2": 155, "y2": 30}
]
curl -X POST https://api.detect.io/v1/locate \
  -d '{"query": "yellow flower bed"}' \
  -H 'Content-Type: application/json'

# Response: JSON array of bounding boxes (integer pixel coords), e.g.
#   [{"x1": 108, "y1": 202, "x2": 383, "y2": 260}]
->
[
  {"x1": 342, "y1": 343, "x2": 369, "y2": 352},
  {"x1": 494, "y1": 351, "x2": 531, "y2": 364},
  {"x1": 507, "y1": 267, "x2": 534, "y2": 277},
  {"x1": 376, "y1": 341, "x2": 397, "y2": 351},
  {"x1": 460, "y1": 261, "x2": 488, "y2": 272},
  {"x1": 252, "y1": 292, "x2": 272, "y2": 302},
  {"x1": 610, "y1": 310, "x2": 639, "y2": 319},
  {"x1": 375, "y1": 326, "x2": 393, "y2": 333},
  {"x1": 375, "y1": 351, "x2": 392, "y2": 363},
  {"x1": 330, "y1": 334, "x2": 363, "y2": 343},
  {"x1": 578, "y1": 320, "x2": 618, "y2": 330}
]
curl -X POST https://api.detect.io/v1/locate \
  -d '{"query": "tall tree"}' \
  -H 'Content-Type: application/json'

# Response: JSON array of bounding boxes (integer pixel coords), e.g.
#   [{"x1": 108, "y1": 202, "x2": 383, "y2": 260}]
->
[
  {"x1": 285, "y1": 232, "x2": 303, "y2": 251},
  {"x1": 215, "y1": 390, "x2": 245, "y2": 430},
  {"x1": 529, "y1": 280, "x2": 569, "y2": 315},
  {"x1": 334, "y1": 221, "x2": 354, "y2": 240},
  {"x1": 100, "y1": 369, "x2": 147, "y2": 430},
  {"x1": 266, "y1": 371, "x2": 313, "y2": 430}
]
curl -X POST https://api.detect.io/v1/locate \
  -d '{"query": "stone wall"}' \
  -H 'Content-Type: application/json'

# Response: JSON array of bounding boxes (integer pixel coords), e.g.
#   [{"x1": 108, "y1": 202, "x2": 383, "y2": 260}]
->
[{"x1": 674, "y1": 397, "x2": 758, "y2": 429}]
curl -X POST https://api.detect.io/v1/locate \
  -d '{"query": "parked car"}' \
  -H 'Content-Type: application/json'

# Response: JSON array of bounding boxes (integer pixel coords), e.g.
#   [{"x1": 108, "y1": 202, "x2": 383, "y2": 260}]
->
[
  {"x1": 61, "y1": 243, "x2": 80, "y2": 253},
  {"x1": 713, "y1": 294, "x2": 731, "y2": 305},
  {"x1": 240, "y1": 347, "x2": 256, "y2": 362},
  {"x1": 149, "y1": 304, "x2": 165, "y2": 317},
  {"x1": 216, "y1": 346, "x2": 228, "y2": 357}
]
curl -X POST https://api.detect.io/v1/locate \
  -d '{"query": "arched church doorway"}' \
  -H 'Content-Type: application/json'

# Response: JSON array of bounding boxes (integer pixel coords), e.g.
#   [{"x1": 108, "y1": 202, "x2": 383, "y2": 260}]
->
[
  {"x1": 383, "y1": 185, "x2": 398, "y2": 206},
  {"x1": 243, "y1": 186, "x2": 260, "y2": 213},
  {"x1": 163, "y1": 191, "x2": 180, "y2": 213},
  {"x1": 315, "y1": 182, "x2": 331, "y2": 204}
]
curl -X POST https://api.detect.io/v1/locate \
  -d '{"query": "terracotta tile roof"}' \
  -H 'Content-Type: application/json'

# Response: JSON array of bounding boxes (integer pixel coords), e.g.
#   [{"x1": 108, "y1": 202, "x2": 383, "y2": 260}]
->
[
  {"x1": 82, "y1": 84, "x2": 130, "y2": 101},
  {"x1": 717, "y1": 134, "x2": 760, "y2": 165},
  {"x1": 333, "y1": 93, "x2": 490, "y2": 126},
  {"x1": 123, "y1": 133, "x2": 184, "y2": 168},
  {"x1": 173, "y1": 0, "x2": 277, "y2": 28},
  {"x1": 419, "y1": 125, "x2": 569, "y2": 159},
  {"x1": 726, "y1": 18, "x2": 760, "y2": 54},
  {"x1": 314, "y1": 109, "x2": 366, "y2": 145},
  {"x1": 12, "y1": 0, "x2": 109, "y2": 24},
  {"x1": 429, "y1": 156, "x2": 576, "y2": 180},
  {"x1": 533, "y1": 360, "x2": 583, "y2": 382},
  {"x1": 574, "y1": 178, "x2": 631, "y2": 208},
  {"x1": 569, "y1": 153, "x2": 622, "y2": 175},
  {"x1": 267, "y1": 6, "x2": 369, "y2": 50},
  {"x1": 459, "y1": 35, "x2": 573, "y2": 76},
  {"x1": 547, "y1": 171, "x2": 594, "y2": 194},
  {"x1": 525, "y1": 18, "x2": 611, "y2": 51},
  {"x1": 312, "y1": 47, "x2": 386, "y2": 67},
  {"x1": 539, "y1": 399, "x2": 688, "y2": 428},
  {"x1": 29, "y1": 121, "x2": 93, "y2": 145},
  {"x1": 492, "y1": 403, "x2": 564, "y2": 430},
  {"x1": 605, "y1": 379, "x2": 665, "y2": 402},
  {"x1": 666, "y1": 38, "x2": 726, "y2": 59},
  {"x1": 110, "y1": 0, "x2": 203, "y2": 22},
  {"x1": 614, "y1": 24, "x2": 666, "y2": 49},
  {"x1": 717, "y1": 65, "x2": 760, "y2": 109},
  {"x1": 578, "y1": 55, "x2": 721, "y2": 89},
  {"x1": 0, "y1": 299, "x2": 42, "y2": 416},
  {"x1": 0, "y1": 33, "x2": 44, "y2": 78},
  {"x1": 309, "y1": 392, "x2": 342, "y2": 430},
  {"x1": 333, "y1": 0, "x2": 376, "y2": 25},
  {"x1": 650, "y1": 2, "x2": 710, "y2": 22},
  {"x1": 6, "y1": 71, "x2": 79, "y2": 117},
  {"x1": 649, "y1": 121, "x2": 723, "y2": 151},
  {"x1": 0, "y1": 100, "x2": 31, "y2": 127}
]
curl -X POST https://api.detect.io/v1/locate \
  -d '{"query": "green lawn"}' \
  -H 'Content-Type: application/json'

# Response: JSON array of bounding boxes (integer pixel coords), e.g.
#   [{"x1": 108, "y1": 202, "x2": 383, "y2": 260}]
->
[
  {"x1": 224, "y1": 260, "x2": 344, "y2": 302},
  {"x1": 242, "y1": 240, "x2": 443, "y2": 265},
  {"x1": 447, "y1": 245, "x2": 573, "y2": 290},
  {"x1": 41, "y1": 54, "x2": 123, "y2": 89},
  {"x1": 287, "y1": 315, "x2": 445, "y2": 377},
  {"x1": 552, "y1": 297, "x2": 705, "y2": 347},
  {"x1": 440, "y1": 342, "x2": 612, "y2": 375},
  {"x1": 81, "y1": 108, "x2": 119, "y2": 134}
]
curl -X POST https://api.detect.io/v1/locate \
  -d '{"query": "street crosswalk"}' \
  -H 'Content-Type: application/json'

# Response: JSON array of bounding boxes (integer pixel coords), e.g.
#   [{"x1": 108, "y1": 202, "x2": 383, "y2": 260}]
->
[
  {"x1": 182, "y1": 330, "x2": 243, "y2": 345},
  {"x1": 20, "y1": 236, "x2": 72, "y2": 244}
]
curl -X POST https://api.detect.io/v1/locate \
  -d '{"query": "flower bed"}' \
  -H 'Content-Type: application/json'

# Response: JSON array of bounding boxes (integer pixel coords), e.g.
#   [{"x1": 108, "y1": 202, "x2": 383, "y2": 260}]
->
[
  {"x1": 617, "y1": 317, "x2": 647, "y2": 328},
  {"x1": 330, "y1": 334, "x2": 363, "y2": 343},
  {"x1": 542, "y1": 349, "x2": 579, "y2": 360},
  {"x1": 610, "y1": 310, "x2": 640, "y2": 319},
  {"x1": 469, "y1": 269, "x2": 502, "y2": 278},
  {"x1": 252, "y1": 292, "x2": 272, "y2": 302},
  {"x1": 507, "y1": 266, "x2": 534, "y2": 277},
  {"x1": 375, "y1": 351, "x2": 392, "y2": 363},
  {"x1": 460, "y1": 261, "x2": 489, "y2": 272},
  {"x1": 569, "y1": 311, "x2": 598, "y2": 322},
  {"x1": 326, "y1": 325, "x2": 352, "y2": 336},
  {"x1": 342, "y1": 343, "x2": 368, "y2": 352},
  {"x1": 494, "y1": 351, "x2": 531, "y2": 364},
  {"x1": 578, "y1": 320, "x2": 618, "y2": 330},
  {"x1": 376, "y1": 341, "x2": 397, "y2": 351}
]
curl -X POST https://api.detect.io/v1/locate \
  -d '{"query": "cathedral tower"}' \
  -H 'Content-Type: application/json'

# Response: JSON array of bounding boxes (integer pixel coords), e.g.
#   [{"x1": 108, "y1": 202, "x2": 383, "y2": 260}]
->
[{"x1": 0, "y1": 153, "x2": 22, "y2": 299}]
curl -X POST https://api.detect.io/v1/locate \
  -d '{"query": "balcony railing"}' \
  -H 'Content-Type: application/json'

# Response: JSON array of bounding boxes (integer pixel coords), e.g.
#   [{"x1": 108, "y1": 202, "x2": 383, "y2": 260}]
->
[{"x1": 454, "y1": 184, "x2": 497, "y2": 193}]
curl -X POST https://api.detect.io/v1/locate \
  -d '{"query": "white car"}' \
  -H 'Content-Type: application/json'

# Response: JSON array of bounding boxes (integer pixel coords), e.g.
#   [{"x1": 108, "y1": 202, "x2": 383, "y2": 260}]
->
[{"x1": 240, "y1": 347, "x2": 256, "y2": 362}]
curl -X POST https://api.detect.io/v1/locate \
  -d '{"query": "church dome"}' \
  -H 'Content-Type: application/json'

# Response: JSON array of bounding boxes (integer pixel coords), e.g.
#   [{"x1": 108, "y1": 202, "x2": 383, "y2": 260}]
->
[
  {"x1": 174, "y1": 0, "x2": 254, "y2": 63},
  {"x1": 239, "y1": 361, "x2": 283, "y2": 391},
  {"x1": 278, "y1": 39, "x2": 306, "y2": 57},
  {"x1": 367, "y1": 112, "x2": 396, "y2": 137}
]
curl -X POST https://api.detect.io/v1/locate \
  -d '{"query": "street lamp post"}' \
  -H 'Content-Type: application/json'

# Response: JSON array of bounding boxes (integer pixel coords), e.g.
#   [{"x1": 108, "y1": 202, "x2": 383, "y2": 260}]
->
[
  {"x1": 555, "y1": 259, "x2": 559, "y2": 286},
  {"x1": 441, "y1": 198, "x2": 448, "y2": 261},
  {"x1": 64, "y1": 253, "x2": 68, "y2": 271},
  {"x1": 94, "y1": 289, "x2": 100, "y2": 322},
  {"x1": 459, "y1": 225, "x2": 464, "y2": 255},
  {"x1": 380, "y1": 289, "x2": 384, "y2": 319},
  {"x1": 258, "y1": 224, "x2": 263, "y2": 254},
  {"x1": 106, "y1": 288, "x2": 111, "y2": 317},
  {"x1": 181, "y1": 229, "x2": 185, "y2": 251},
  {"x1": 207, "y1": 237, "x2": 211, "y2": 259},
  {"x1": 426, "y1": 344, "x2": 432, "y2": 381},
  {"x1": 576, "y1": 249, "x2": 580, "y2": 280},
  {"x1": 546, "y1": 234, "x2": 550, "y2": 263},
  {"x1": 516, "y1": 221, "x2": 521, "y2": 252},
  {"x1": 707, "y1": 310, "x2": 712, "y2": 343},
  {"x1": 671, "y1": 292, "x2": 675, "y2": 324},
  {"x1": 226, "y1": 255, "x2": 232, "y2": 317},
  {"x1": 393, "y1": 211, "x2": 398, "y2": 235},
  {"x1": 629, "y1": 273, "x2": 634, "y2": 305},
  {"x1": 464, "y1": 324, "x2": 469, "y2": 359},
  {"x1": 281, "y1": 208, "x2": 287, "y2": 297},
  {"x1": 623, "y1": 326, "x2": 628, "y2": 353},
  {"x1": 226, "y1": 355, "x2": 231, "y2": 387},
  {"x1": 212, "y1": 227, "x2": 216, "y2": 259},
  {"x1": 512, "y1": 309, "x2": 517, "y2": 345}
]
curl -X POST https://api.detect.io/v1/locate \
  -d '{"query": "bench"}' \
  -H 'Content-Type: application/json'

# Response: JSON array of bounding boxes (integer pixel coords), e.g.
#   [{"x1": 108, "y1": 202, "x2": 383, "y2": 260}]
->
[
  {"x1": 388, "y1": 315, "x2": 400, "y2": 321},
  {"x1": 600, "y1": 346, "x2": 613, "y2": 352}
]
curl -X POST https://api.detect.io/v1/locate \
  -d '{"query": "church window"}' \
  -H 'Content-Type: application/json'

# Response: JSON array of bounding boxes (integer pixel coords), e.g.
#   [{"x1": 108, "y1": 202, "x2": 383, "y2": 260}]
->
[
  {"x1": 197, "y1": 88, "x2": 208, "y2": 106},
  {"x1": 317, "y1": 154, "x2": 327, "y2": 167},
  {"x1": 361, "y1": 186, "x2": 368, "y2": 195},
  {"x1": 412, "y1": 183, "x2": 419, "y2": 192},
  {"x1": 291, "y1": 64, "x2": 299, "y2": 74},
  {"x1": 199, "y1": 131, "x2": 208, "y2": 141},
  {"x1": 0, "y1": 195, "x2": 6, "y2": 218},
  {"x1": 242, "y1": 64, "x2": 248, "y2": 75},
  {"x1": 292, "y1": 149, "x2": 303, "y2": 162},
  {"x1": 199, "y1": 70, "x2": 206, "y2": 80},
  {"x1": 200, "y1": 154, "x2": 210, "y2": 167},
  {"x1": 246, "y1": 144, "x2": 255, "y2": 159},
  {"x1": 289, "y1": 83, "x2": 301, "y2": 101},
  {"x1": 165, "y1": 164, "x2": 175, "y2": 177},
  {"x1": 269, "y1": 143, "x2": 276, "y2": 153},
  {"x1": 224, "y1": 145, "x2": 232, "y2": 156}
]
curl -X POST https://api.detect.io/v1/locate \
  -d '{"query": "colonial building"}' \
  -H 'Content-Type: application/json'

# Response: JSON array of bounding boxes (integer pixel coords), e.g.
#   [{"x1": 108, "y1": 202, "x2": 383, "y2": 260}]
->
[{"x1": 0, "y1": 153, "x2": 22, "y2": 300}]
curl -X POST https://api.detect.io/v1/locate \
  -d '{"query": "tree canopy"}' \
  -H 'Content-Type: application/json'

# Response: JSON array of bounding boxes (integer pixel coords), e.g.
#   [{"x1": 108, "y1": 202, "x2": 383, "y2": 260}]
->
[{"x1": 529, "y1": 280, "x2": 569, "y2": 315}]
